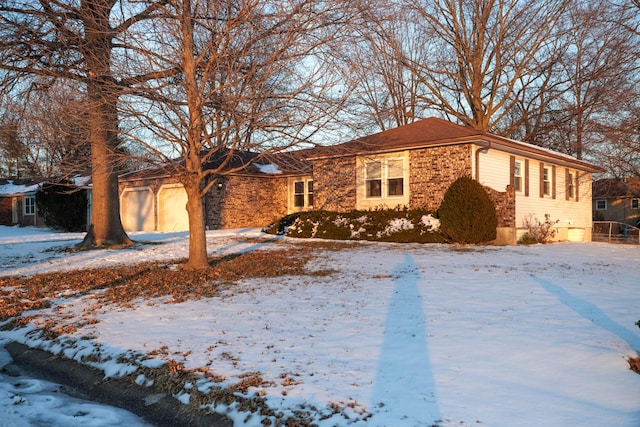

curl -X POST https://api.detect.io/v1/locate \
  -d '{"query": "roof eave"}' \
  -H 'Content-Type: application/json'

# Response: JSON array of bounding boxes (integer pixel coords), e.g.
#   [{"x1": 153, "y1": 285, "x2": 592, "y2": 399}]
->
[{"x1": 306, "y1": 134, "x2": 603, "y2": 173}]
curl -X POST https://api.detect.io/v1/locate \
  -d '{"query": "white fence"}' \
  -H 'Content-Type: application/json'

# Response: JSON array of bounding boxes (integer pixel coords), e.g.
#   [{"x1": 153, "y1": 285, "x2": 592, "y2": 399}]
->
[{"x1": 592, "y1": 221, "x2": 640, "y2": 244}]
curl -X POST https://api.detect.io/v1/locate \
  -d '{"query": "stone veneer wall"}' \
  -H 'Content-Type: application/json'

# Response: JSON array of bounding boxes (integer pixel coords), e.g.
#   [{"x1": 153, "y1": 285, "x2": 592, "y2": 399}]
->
[
  {"x1": 312, "y1": 157, "x2": 357, "y2": 212},
  {"x1": 409, "y1": 145, "x2": 473, "y2": 211},
  {"x1": 484, "y1": 184, "x2": 516, "y2": 228},
  {"x1": 208, "y1": 174, "x2": 289, "y2": 229}
]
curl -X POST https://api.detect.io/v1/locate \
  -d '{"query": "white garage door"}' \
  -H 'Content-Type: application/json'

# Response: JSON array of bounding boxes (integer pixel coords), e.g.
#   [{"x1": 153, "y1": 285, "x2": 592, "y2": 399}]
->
[
  {"x1": 158, "y1": 185, "x2": 189, "y2": 231},
  {"x1": 121, "y1": 189, "x2": 155, "y2": 232}
]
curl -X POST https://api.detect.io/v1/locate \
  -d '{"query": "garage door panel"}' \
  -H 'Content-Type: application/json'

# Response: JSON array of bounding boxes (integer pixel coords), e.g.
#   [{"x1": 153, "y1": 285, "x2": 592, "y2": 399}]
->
[
  {"x1": 159, "y1": 186, "x2": 189, "y2": 231},
  {"x1": 121, "y1": 189, "x2": 155, "y2": 232}
]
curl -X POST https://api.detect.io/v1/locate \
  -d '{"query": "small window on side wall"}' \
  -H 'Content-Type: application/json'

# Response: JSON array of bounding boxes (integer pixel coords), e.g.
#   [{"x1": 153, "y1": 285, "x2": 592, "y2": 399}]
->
[
  {"x1": 596, "y1": 200, "x2": 607, "y2": 210},
  {"x1": 543, "y1": 167, "x2": 551, "y2": 196},
  {"x1": 568, "y1": 171, "x2": 575, "y2": 199},
  {"x1": 514, "y1": 161, "x2": 523, "y2": 192},
  {"x1": 293, "y1": 179, "x2": 313, "y2": 208},
  {"x1": 632, "y1": 198, "x2": 639, "y2": 210}
]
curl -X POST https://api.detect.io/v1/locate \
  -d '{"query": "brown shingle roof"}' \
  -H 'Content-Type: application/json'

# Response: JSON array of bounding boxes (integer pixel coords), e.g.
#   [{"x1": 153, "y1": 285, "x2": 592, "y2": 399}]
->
[
  {"x1": 119, "y1": 148, "x2": 311, "y2": 182},
  {"x1": 592, "y1": 178, "x2": 640, "y2": 198},
  {"x1": 304, "y1": 117, "x2": 603, "y2": 173}
]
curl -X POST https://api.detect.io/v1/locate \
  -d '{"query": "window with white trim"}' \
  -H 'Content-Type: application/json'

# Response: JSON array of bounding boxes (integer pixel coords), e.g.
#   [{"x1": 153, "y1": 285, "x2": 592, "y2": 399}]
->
[
  {"x1": 293, "y1": 179, "x2": 313, "y2": 208},
  {"x1": 514, "y1": 161, "x2": 523, "y2": 192},
  {"x1": 596, "y1": 200, "x2": 607, "y2": 210},
  {"x1": 365, "y1": 160, "x2": 382, "y2": 198},
  {"x1": 24, "y1": 196, "x2": 36, "y2": 215},
  {"x1": 365, "y1": 158, "x2": 404, "y2": 199},
  {"x1": 543, "y1": 166, "x2": 551, "y2": 196},
  {"x1": 632, "y1": 198, "x2": 639, "y2": 209}
]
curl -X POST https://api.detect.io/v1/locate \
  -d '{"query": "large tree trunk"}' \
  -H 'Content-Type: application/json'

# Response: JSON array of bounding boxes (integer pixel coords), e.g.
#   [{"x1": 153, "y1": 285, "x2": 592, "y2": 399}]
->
[
  {"x1": 80, "y1": 89, "x2": 132, "y2": 248},
  {"x1": 183, "y1": 176, "x2": 209, "y2": 270},
  {"x1": 79, "y1": 0, "x2": 131, "y2": 248}
]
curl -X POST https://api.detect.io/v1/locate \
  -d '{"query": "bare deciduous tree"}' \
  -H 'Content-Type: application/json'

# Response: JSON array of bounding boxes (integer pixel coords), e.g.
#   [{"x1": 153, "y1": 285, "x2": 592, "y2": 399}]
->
[
  {"x1": 361, "y1": 0, "x2": 570, "y2": 140},
  {"x1": 0, "y1": 0, "x2": 172, "y2": 247},
  {"x1": 123, "y1": 0, "x2": 350, "y2": 269},
  {"x1": 0, "y1": 82, "x2": 92, "y2": 178},
  {"x1": 344, "y1": 1, "x2": 426, "y2": 133},
  {"x1": 539, "y1": 0, "x2": 639, "y2": 160}
]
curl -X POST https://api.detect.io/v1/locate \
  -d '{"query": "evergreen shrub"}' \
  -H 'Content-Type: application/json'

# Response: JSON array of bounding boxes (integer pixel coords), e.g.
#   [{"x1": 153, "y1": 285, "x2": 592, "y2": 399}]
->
[
  {"x1": 438, "y1": 176, "x2": 497, "y2": 244},
  {"x1": 36, "y1": 181, "x2": 88, "y2": 232},
  {"x1": 266, "y1": 207, "x2": 445, "y2": 243}
]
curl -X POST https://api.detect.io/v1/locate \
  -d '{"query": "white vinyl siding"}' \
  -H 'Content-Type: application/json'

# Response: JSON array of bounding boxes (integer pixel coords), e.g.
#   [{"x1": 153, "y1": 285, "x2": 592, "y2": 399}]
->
[{"x1": 475, "y1": 147, "x2": 593, "y2": 235}]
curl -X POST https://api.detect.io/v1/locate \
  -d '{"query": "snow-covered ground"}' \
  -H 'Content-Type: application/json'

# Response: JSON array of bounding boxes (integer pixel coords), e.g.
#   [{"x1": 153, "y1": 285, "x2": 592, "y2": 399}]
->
[{"x1": 0, "y1": 225, "x2": 639, "y2": 427}]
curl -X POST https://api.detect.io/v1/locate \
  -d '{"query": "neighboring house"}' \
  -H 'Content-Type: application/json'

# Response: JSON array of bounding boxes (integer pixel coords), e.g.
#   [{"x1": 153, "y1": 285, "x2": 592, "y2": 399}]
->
[
  {"x1": 592, "y1": 178, "x2": 640, "y2": 226},
  {"x1": 119, "y1": 117, "x2": 602, "y2": 244},
  {"x1": 0, "y1": 179, "x2": 45, "y2": 227},
  {"x1": 0, "y1": 177, "x2": 92, "y2": 229}
]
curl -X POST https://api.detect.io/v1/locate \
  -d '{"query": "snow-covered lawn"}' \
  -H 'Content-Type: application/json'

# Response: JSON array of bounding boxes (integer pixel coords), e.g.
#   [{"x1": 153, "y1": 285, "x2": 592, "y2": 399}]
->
[{"x1": 1, "y1": 225, "x2": 639, "y2": 426}]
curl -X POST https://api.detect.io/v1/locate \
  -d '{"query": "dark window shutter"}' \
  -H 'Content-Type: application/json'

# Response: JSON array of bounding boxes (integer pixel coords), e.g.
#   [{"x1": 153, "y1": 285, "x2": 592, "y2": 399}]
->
[
  {"x1": 540, "y1": 162, "x2": 545, "y2": 198},
  {"x1": 510, "y1": 156, "x2": 515, "y2": 188},
  {"x1": 524, "y1": 159, "x2": 529, "y2": 197}
]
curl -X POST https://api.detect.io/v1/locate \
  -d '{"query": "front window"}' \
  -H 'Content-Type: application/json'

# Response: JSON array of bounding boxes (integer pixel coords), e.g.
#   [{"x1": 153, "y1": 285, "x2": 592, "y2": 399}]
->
[
  {"x1": 632, "y1": 199, "x2": 639, "y2": 210},
  {"x1": 293, "y1": 179, "x2": 313, "y2": 208},
  {"x1": 365, "y1": 158, "x2": 404, "y2": 198},
  {"x1": 514, "y1": 161, "x2": 522, "y2": 192},
  {"x1": 24, "y1": 196, "x2": 36, "y2": 215},
  {"x1": 307, "y1": 181, "x2": 314, "y2": 207},
  {"x1": 596, "y1": 200, "x2": 607, "y2": 210},
  {"x1": 365, "y1": 161, "x2": 382, "y2": 198},
  {"x1": 294, "y1": 181, "x2": 305, "y2": 207},
  {"x1": 387, "y1": 159, "x2": 404, "y2": 196},
  {"x1": 543, "y1": 167, "x2": 551, "y2": 196}
]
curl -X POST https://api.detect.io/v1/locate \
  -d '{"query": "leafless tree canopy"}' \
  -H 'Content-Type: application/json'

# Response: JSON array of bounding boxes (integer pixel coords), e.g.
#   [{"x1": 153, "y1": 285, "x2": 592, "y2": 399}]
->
[
  {"x1": 0, "y1": 82, "x2": 91, "y2": 178},
  {"x1": 114, "y1": 0, "x2": 353, "y2": 268},
  {"x1": 347, "y1": 0, "x2": 640, "y2": 177},
  {"x1": 0, "y1": 0, "x2": 173, "y2": 247}
]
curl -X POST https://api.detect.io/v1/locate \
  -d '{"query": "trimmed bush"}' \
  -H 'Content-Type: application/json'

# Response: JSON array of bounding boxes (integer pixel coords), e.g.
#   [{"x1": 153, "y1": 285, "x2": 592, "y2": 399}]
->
[
  {"x1": 438, "y1": 176, "x2": 497, "y2": 244},
  {"x1": 265, "y1": 208, "x2": 445, "y2": 243}
]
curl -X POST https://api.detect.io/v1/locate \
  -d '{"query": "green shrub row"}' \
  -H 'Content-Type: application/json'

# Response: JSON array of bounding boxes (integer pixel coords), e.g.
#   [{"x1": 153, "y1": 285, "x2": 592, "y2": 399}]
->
[
  {"x1": 265, "y1": 176, "x2": 499, "y2": 245},
  {"x1": 265, "y1": 208, "x2": 445, "y2": 243}
]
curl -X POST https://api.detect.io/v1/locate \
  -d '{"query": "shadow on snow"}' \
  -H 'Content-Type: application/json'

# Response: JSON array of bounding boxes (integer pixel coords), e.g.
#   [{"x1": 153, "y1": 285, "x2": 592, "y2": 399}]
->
[{"x1": 372, "y1": 254, "x2": 441, "y2": 423}]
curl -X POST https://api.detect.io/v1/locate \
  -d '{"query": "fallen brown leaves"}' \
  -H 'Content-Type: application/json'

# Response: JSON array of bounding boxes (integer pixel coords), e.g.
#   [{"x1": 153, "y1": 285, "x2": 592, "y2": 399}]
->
[
  {"x1": 0, "y1": 245, "x2": 335, "y2": 321},
  {"x1": 629, "y1": 357, "x2": 640, "y2": 375}
]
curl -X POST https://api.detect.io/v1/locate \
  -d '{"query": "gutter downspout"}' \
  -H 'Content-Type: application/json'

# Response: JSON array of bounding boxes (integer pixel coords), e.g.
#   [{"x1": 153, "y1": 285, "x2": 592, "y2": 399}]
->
[{"x1": 475, "y1": 141, "x2": 492, "y2": 181}]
